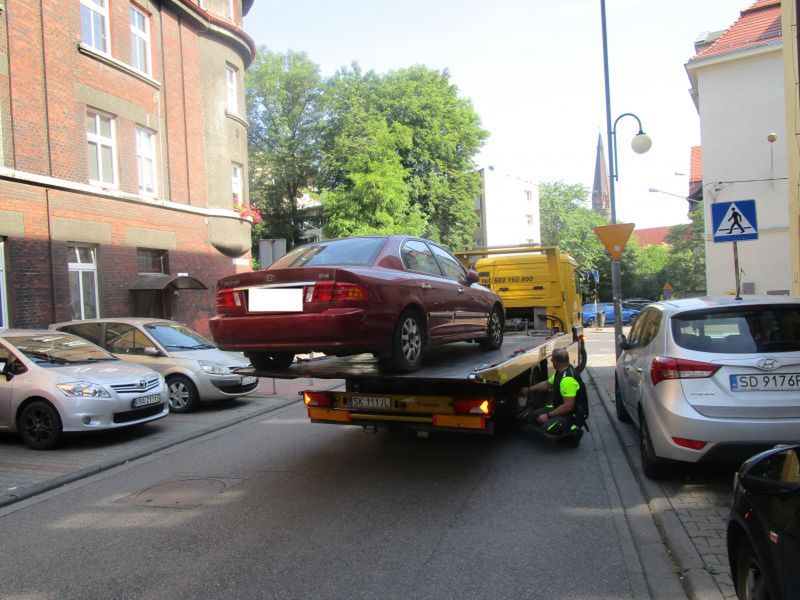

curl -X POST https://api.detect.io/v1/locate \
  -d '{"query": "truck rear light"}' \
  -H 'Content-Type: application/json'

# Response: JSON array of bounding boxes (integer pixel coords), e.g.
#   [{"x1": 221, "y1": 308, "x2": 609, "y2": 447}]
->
[
  {"x1": 650, "y1": 356, "x2": 720, "y2": 386},
  {"x1": 303, "y1": 391, "x2": 333, "y2": 407},
  {"x1": 304, "y1": 282, "x2": 368, "y2": 303},
  {"x1": 216, "y1": 290, "x2": 243, "y2": 313},
  {"x1": 672, "y1": 437, "x2": 707, "y2": 451},
  {"x1": 453, "y1": 398, "x2": 492, "y2": 415}
]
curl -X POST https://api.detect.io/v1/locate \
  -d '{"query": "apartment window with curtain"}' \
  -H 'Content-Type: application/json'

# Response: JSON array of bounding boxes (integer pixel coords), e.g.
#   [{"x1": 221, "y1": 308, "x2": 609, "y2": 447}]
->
[
  {"x1": 231, "y1": 163, "x2": 243, "y2": 206},
  {"x1": 135, "y1": 126, "x2": 157, "y2": 196},
  {"x1": 68, "y1": 245, "x2": 100, "y2": 320},
  {"x1": 80, "y1": 0, "x2": 109, "y2": 53},
  {"x1": 0, "y1": 239, "x2": 8, "y2": 329},
  {"x1": 226, "y1": 65, "x2": 238, "y2": 113},
  {"x1": 87, "y1": 110, "x2": 117, "y2": 187},
  {"x1": 130, "y1": 5, "x2": 152, "y2": 75},
  {"x1": 137, "y1": 248, "x2": 168, "y2": 274}
]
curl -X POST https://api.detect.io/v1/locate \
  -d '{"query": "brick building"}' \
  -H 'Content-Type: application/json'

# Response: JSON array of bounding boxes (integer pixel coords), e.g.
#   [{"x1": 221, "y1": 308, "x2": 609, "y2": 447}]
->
[{"x1": 0, "y1": 0, "x2": 257, "y2": 335}]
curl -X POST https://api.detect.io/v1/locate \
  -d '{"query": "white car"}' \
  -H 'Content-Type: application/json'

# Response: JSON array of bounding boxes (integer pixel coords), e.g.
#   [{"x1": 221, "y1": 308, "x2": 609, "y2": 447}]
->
[
  {"x1": 615, "y1": 296, "x2": 800, "y2": 478},
  {"x1": 50, "y1": 318, "x2": 258, "y2": 413},
  {"x1": 0, "y1": 329, "x2": 169, "y2": 449}
]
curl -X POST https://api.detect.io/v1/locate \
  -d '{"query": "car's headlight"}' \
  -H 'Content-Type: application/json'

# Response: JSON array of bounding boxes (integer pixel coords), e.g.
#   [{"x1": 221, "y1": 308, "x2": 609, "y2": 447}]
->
[
  {"x1": 56, "y1": 381, "x2": 112, "y2": 398},
  {"x1": 199, "y1": 361, "x2": 232, "y2": 375}
]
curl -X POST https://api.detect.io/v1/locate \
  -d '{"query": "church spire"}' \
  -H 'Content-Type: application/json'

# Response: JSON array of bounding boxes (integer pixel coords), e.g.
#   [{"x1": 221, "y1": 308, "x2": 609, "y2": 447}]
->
[{"x1": 592, "y1": 134, "x2": 611, "y2": 221}]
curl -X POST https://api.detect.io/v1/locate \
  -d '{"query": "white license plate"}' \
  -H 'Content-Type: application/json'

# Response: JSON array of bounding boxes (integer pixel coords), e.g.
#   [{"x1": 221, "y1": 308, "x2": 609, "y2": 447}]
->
[
  {"x1": 241, "y1": 376, "x2": 257, "y2": 385},
  {"x1": 730, "y1": 373, "x2": 800, "y2": 392},
  {"x1": 249, "y1": 288, "x2": 303, "y2": 312},
  {"x1": 132, "y1": 394, "x2": 162, "y2": 408},
  {"x1": 347, "y1": 396, "x2": 392, "y2": 410}
]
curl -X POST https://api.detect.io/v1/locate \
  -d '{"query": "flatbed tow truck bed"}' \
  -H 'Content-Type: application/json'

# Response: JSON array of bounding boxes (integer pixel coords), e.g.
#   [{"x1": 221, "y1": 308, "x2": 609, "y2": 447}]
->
[{"x1": 237, "y1": 330, "x2": 583, "y2": 435}]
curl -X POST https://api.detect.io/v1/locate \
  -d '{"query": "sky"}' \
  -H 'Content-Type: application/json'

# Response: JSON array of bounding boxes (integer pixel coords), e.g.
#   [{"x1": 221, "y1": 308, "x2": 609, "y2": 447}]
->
[{"x1": 243, "y1": 0, "x2": 746, "y2": 230}]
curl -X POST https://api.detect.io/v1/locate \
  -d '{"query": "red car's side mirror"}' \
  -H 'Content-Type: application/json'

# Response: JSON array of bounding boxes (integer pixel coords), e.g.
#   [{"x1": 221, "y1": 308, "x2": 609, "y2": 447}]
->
[{"x1": 465, "y1": 269, "x2": 480, "y2": 285}]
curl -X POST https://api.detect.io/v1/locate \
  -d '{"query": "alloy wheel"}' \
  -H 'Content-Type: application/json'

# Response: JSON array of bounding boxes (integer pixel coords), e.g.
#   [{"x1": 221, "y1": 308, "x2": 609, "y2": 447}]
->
[{"x1": 401, "y1": 317, "x2": 422, "y2": 362}]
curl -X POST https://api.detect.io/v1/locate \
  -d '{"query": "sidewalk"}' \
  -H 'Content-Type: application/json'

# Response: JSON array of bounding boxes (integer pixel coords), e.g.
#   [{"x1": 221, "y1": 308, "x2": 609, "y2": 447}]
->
[
  {"x1": 0, "y1": 376, "x2": 343, "y2": 508},
  {"x1": 583, "y1": 327, "x2": 732, "y2": 599}
]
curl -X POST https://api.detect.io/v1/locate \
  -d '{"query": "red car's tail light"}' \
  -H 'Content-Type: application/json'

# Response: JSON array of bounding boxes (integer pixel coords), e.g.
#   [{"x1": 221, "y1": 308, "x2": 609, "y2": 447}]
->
[
  {"x1": 303, "y1": 391, "x2": 333, "y2": 407},
  {"x1": 453, "y1": 398, "x2": 493, "y2": 415},
  {"x1": 304, "y1": 282, "x2": 368, "y2": 303},
  {"x1": 216, "y1": 290, "x2": 243, "y2": 314},
  {"x1": 650, "y1": 356, "x2": 721, "y2": 386},
  {"x1": 672, "y1": 437, "x2": 707, "y2": 450}
]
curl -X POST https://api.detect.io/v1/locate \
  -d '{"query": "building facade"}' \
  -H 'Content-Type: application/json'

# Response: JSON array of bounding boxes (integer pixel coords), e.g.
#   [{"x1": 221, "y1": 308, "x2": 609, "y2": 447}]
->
[
  {"x1": 782, "y1": 0, "x2": 800, "y2": 296},
  {"x1": 686, "y1": 0, "x2": 791, "y2": 296},
  {"x1": 472, "y1": 167, "x2": 540, "y2": 248},
  {"x1": 0, "y1": 0, "x2": 256, "y2": 334}
]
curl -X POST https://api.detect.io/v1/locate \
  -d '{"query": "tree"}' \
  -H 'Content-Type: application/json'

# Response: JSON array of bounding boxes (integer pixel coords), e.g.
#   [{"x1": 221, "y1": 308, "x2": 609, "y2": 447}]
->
[
  {"x1": 246, "y1": 48, "x2": 324, "y2": 249},
  {"x1": 662, "y1": 209, "x2": 706, "y2": 297}
]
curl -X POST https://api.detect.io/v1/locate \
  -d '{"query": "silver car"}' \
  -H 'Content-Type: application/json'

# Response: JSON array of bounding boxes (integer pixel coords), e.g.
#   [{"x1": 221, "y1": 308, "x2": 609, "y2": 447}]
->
[
  {"x1": 0, "y1": 329, "x2": 169, "y2": 449},
  {"x1": 615, "y1": 296, "x2": 800, "y2": 478},
  {"x1": 50, "y1": 318, "x2": 258, "y2": 413}
]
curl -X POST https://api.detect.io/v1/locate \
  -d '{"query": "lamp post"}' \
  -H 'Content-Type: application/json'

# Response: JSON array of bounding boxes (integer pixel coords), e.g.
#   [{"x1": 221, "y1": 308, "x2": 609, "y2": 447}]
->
[
  {"x1": 600, "y1": 0, "x2": 652, "y2": 358},
  {"x1": 648, "y1": 187, "x2": 700, "y2": 210}
]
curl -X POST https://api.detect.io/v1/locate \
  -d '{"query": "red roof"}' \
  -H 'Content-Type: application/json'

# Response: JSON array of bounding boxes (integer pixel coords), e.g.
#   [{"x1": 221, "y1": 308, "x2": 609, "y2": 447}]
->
[
  {"x1": 689, "y1": 146, "x2": 702, "y2": 198},
  {"x1": 634, "y1": 226, "x2": 671, "y2": 247},
  {"x1": 694, "y1": 0, "x2": 781, "y2": 59}
]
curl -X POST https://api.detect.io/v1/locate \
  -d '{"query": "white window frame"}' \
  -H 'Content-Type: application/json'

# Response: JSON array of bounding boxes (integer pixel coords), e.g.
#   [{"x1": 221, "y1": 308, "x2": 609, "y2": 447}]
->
[
  {"x1": 80, "y1": 0, "x2": 110, "y2": 54},
  {"x1": 68, "y1": 245, "x2": 100, "y2": 320},
  {"x1": 87, "y1": 110, "x2": 117, "y2": 187},
  {"x1": 135, "y1": 126, "x2": 157, "y2": 196},
  {"x1": 231, "y1": 163, "x2": 243, "y2": 206},
  {"x1": 226, "y1": 65, "x2": 238, "y2": 114},
  {"x1": 130, "y1": 5, "x2": 152, "y2": 76},
  {"x1": 229, "y1": 0, "x2": 236, "y2": 20},
  {"x1": 0, "y1": 239, "x2": 8, "y2": 329}
]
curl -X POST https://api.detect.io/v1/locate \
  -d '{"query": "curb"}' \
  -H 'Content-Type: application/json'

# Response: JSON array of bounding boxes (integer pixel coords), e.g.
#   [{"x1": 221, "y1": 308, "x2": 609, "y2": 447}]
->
[
  {"x1": 0, "y1": 396, "x2": 301, "y2": 509},
  {"x1": 585, "y1": 367, "x2": 725, "y2": 600}
]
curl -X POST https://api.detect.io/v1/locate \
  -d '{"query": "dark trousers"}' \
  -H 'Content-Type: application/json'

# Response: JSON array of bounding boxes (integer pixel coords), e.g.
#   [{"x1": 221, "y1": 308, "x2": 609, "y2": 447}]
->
[{"x1": 527, "y1": 407, "x2": 579, "y2": 436}]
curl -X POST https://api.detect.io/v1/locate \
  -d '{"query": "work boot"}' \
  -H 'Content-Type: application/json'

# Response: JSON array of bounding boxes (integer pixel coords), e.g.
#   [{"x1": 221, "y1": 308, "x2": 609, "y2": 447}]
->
[{"x1": 558, "y1": 429, "x2": 583, "y2": 448}]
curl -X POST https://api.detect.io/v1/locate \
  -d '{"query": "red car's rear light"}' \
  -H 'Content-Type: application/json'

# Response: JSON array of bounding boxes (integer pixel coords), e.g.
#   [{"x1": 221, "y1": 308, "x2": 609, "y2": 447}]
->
[
  {"x1": 216, "y1": 290, "x2": 243, "y2": 314},
  {"x1": 650, "y1": 356, "x2": 721, "y2": 386},
  {"x1": 303, "y1": 391, "x2": 333, "y2": 407},
  {"x1": 304, "y1": 282, "x2": 368, "y2": 303},
  {"x1": 453, "y1": 398, "x2": 493, "y2": 415},
  {"x1": 672, "y1": 437, "x2": 708, "y2": 450}
]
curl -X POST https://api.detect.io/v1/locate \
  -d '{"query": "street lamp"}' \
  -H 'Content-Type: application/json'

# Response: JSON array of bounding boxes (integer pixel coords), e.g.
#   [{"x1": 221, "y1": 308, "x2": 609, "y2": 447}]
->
[
  {"x1": 648, "y1": 187, "x2": 701, "y2": 210},
  {"x1": 600, "y1": 0, "x2": 651, "y2": 358}
]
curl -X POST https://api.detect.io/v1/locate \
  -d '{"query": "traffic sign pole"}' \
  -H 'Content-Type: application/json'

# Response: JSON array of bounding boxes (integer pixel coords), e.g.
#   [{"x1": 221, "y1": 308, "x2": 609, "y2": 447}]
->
[{"x1": 734, "y1": 241, "x2": 741, "y2": 299}]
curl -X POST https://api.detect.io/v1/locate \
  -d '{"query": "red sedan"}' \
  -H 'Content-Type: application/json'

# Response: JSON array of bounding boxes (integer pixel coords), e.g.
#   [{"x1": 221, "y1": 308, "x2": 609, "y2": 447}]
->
[{"x1": 209, "y1": 235, "x2": 504, "y2": 372}]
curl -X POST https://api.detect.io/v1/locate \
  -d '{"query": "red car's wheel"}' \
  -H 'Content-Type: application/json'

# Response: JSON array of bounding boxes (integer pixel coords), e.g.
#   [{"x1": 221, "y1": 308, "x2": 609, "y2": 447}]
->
[
  {"x1": 387, "y1": 309, "x2": 425, "y2": 372},
  {"x1": 479, "y1": 305, "x2": 504, "y2": 350}
]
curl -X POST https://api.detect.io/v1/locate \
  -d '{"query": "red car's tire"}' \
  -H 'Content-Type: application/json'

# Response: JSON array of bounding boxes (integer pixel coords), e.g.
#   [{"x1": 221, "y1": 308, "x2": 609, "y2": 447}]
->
[
  {"x1": 479, "y1": 305, "x2": 504, "y2": 350},
  {"x1": 386, "y1": 309, "x2": 425, "y2": 373},
  {"x1": 246, "y1": 352, "x2": 295, "y2": 371}
]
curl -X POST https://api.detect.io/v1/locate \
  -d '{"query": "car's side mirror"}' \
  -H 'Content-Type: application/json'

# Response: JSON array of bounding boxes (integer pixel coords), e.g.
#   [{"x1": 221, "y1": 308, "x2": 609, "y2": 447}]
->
[
  {"x1": 143, "y1": 347, "x2": 160, "y2": 356},
  {"x1": 465, "y1": 269, "x2": 480, "y2": 285},
  {"x1": 2, "y1": 359, "x2": 26, "y2": 381},
  {"x1": 739, "y1": 446, "x2": 800, "y2": 496}
]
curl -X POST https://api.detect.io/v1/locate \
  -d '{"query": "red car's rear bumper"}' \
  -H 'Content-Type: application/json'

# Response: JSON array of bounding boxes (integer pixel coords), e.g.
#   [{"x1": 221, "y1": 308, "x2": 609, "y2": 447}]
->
[{"x1": 209, "y1": 308, "x2": 392, "y2": 355}]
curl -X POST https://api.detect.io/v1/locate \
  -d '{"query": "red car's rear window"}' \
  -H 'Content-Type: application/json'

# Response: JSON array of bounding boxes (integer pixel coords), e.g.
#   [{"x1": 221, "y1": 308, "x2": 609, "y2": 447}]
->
[{"x1": 270, "y1": 237, "x2": 387, "y2": 268}]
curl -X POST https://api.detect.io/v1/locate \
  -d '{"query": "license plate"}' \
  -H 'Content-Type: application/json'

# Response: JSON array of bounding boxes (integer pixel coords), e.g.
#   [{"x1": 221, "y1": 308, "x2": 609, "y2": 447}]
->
[
  {"x1": 249, "y1": 288, "x2": 303, "y2": 312},
  {"x1": 241, "y1": 376, "x2": 257, "y2": 385},
  {"x1": 347, "y1": 396, "x2": 391, "y2": 410},
  {"x1": 132, "y1": 394, "x2": 162, "y2": 408},
  {"x1": 730, "y1": 373, "x2": 800, "y2": 392}
]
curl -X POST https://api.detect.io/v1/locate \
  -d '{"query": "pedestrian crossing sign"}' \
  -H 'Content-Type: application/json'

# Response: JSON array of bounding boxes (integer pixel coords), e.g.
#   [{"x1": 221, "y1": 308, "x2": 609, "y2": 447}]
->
[{"x1": 711, "y1": 200, "x2": 758, "y2": 243}]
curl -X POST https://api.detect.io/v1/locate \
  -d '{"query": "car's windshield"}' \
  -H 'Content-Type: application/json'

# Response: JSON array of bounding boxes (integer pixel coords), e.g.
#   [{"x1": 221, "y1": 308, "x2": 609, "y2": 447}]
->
[
  {"x1": 270, "y1": 237, "x2": 386, "y2": 268},
  {"x1": 5, "y1": 333, "x2": 116, "y2": 365},
  {"x1": 671, "y1": 305, "x2": 800, "y2": 353},
  {"x1": 144, "y1": 323, "x2": 215, "y2": 350}
]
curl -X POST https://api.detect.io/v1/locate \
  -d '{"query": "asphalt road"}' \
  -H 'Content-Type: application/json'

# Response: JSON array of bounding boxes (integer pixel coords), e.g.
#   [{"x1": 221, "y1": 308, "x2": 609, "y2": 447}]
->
[{"x1": 0, "y1": 364, "x2": 686, "y2": 600}]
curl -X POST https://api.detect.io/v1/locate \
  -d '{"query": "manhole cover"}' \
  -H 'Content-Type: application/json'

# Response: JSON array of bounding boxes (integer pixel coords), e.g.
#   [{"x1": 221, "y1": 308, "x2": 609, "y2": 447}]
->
[{"x1": 120, "y1": 477, "x2": 241, "y2": 508}]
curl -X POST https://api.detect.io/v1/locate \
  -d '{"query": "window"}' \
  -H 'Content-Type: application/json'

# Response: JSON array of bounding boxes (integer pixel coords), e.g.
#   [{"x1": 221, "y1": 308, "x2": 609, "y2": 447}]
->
[
  {"x1": 429, "y1": 243, "x2": 467, "y2": 281},
  {"x1": 137, "y1": 248, "x2": 168, "y2": 274},
  {"x1": 231, "y1": 162, "x2": 243, "y2": 206},
  {"x1": 87, "y1": 110, "x2": 117, "y2": 187},
  {"x1": 401, "y1": 240, "x2": 441, "y2": 276},
  {"x1": 130, "y1": 6, "x2": 152, "y2": 75},
  {"x1": 525, "y1": 190, "x2": 533, "y2": 202},
  {"x1": 105, "y1": 323, "x2": 152, "y2": 355},
  {"x1": 81, "y1": 0, "x2": 109, "y2": 53},
  {"x1": 58, "y1": 323, "x2": 104, "y2": 346},
  {"x1": 226, "y1": 65, "x2": 238, "y2": 113},
  {"x1": 526, "y1": 214, "x2": 533, "y2": 226},
  {"x1": 68, "y1": 245, "x2": 100, "y2": 320},
  {"x1": 0, "y1": 239, "x2": 7, "y2": 329},
  {"x1": 135, "y1": 126, "x2": 157, "y2": 196}
]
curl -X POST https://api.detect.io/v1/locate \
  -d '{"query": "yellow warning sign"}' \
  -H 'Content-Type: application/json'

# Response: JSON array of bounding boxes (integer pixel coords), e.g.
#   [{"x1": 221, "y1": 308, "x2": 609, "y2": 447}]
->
[{"x1": 594, "y1": 223, "x2": 635, "y2": 260}]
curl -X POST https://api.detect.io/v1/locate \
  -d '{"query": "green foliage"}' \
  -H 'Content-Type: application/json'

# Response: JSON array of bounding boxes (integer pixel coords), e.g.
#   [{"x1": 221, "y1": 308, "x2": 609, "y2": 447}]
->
[{"x1": 662, "y1": 209, "x2": 706, "y2": 297}]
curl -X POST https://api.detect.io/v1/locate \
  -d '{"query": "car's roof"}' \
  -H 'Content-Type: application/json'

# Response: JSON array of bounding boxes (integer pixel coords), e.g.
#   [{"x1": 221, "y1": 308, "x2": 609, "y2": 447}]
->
[
  {"x1": 1, "y1": 328, "x2": 68, "y2": 338},
  {"x1": 51, "y1": 318, "x2": 180, "y2": 328},
  {"x1": 653, "y1": 295, "x2": 800, "y2": 314}
]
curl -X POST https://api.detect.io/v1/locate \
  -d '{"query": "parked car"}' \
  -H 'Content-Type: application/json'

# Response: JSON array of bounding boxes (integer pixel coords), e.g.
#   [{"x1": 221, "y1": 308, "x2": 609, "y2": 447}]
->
[
  {"x1": 50, "y1": 318, "x2": 258, "y2": 413},
  {"x1": 582, "y1": 302, "x2": 640, "y2": 327},
  {"x1": 0, "y1": 329, "x2": 168, "y2": 449},
  {"x1": 210, "y1": 235, "x2": 505, "y2": 373},
  {"x1": 615, "y1": 297, "x2": 800, "y2": 478},
  {"x1": 623, "y1": 298, "x2": 653, "y2": 311},
  {"x1": 727, "y1": 444, "x2": 800, "y2": 600}
]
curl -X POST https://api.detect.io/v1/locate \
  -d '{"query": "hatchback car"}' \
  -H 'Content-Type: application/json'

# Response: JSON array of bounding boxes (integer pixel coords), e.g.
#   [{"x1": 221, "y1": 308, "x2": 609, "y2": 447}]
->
[
  {"x1": 615, "y1": 297, "x2": 800, "y2": 478},
  {"x1": 0, "y1": 329, "x2": 168, "y2": 449},
  {"x1": 210, "y1": 235, "x2": 505, "y2": 372},
  {"x1": 727, "y1": 444, "x2": 800, "y2": 600},
  {"x1": 50, "y1": 319, "x2": 258, "y2": 413},
  {"x1": 582, "y1": 303, "x2": 639, "y2": 327}
]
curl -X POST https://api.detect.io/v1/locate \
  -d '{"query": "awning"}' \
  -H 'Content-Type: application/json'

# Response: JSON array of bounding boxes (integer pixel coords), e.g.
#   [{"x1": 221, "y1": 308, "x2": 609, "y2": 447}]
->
[{"x1": 129, "y1": 274, "x2": 207, "y2": 291}]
